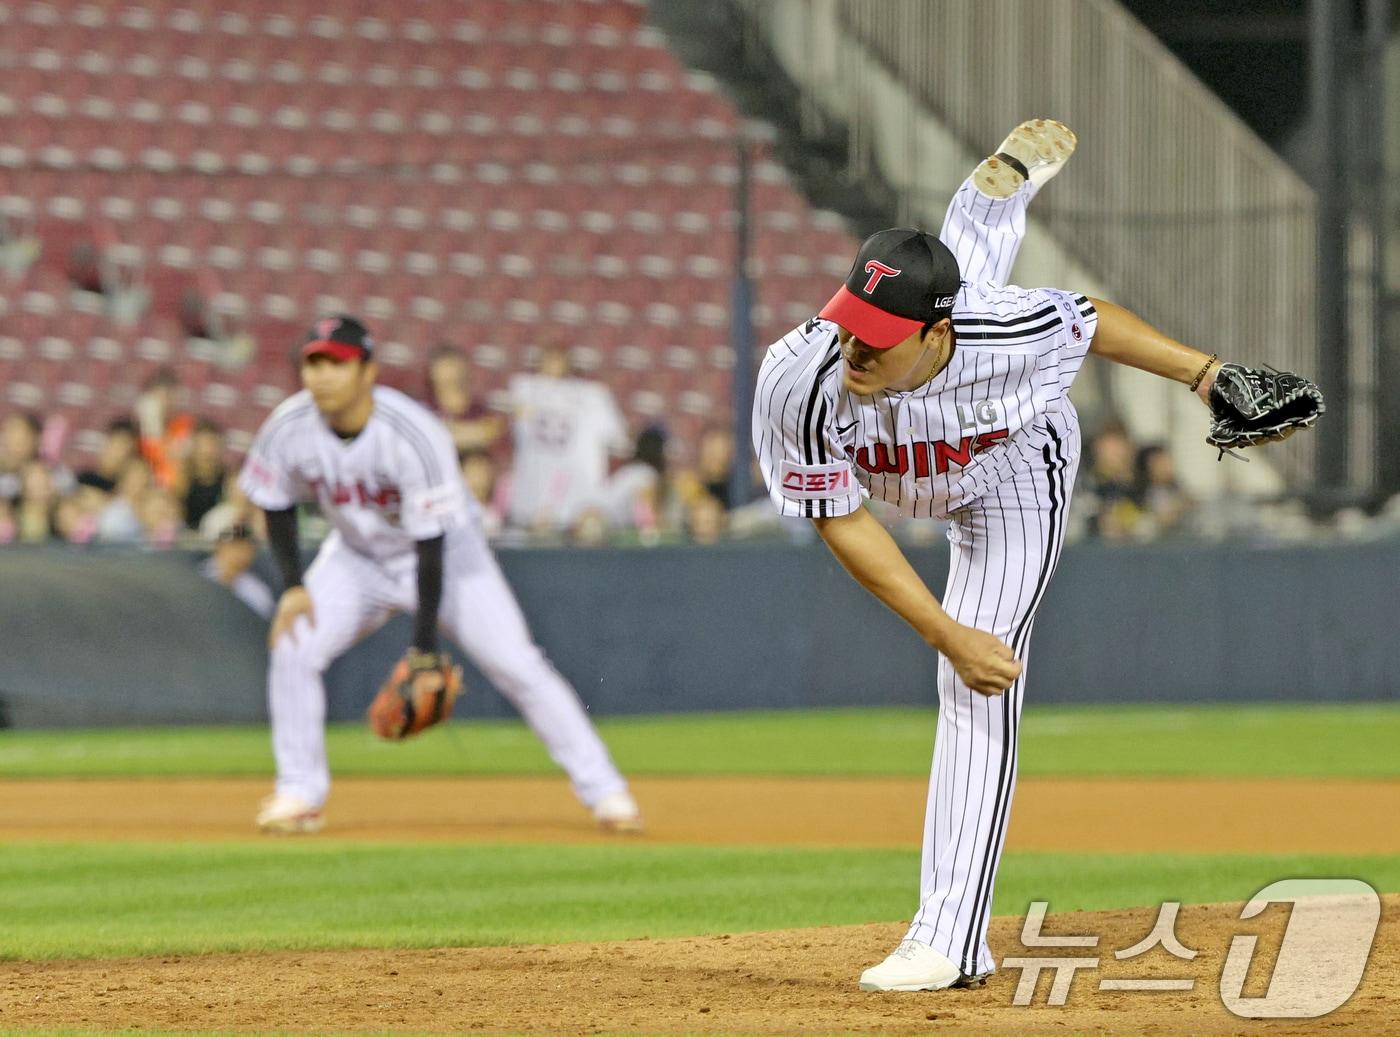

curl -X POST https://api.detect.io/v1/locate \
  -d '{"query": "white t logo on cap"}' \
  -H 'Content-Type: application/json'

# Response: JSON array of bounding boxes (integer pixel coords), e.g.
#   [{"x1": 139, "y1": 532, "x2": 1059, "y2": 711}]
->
[{"x1": 862, "y1": 260, "x2": 901, "y2": 294}]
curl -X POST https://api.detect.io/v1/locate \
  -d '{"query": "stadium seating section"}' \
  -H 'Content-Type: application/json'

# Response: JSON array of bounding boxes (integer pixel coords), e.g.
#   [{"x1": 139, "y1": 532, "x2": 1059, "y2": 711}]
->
[{"x1": 0, "y1": 0, "x2": 856, "y2": 457}]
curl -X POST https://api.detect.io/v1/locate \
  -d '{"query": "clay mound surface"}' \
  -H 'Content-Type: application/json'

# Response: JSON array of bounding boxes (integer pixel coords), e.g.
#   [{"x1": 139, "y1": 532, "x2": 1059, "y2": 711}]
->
[{"x1": 5, "y1": 896, "x2": 1395, "y2": 1036}]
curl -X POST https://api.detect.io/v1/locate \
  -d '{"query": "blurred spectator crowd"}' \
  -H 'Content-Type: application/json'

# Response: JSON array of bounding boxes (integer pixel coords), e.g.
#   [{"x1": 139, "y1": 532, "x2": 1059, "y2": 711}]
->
[
  {"x1": 0, "y1": 371, "x2": 234, "y2": 548},
  {"x1": 1072, "y1": 419, "x2": 1400, "y2": 547},
  {"x1": 0, "y1": 340, "x2": 758, "y2": 552},
  {"x1": 1077, "y1": 420, "x2": 1195, "y2": 543},
  {"x1": 5, "y1": 360, "x2": 1400, "y2": 556}
]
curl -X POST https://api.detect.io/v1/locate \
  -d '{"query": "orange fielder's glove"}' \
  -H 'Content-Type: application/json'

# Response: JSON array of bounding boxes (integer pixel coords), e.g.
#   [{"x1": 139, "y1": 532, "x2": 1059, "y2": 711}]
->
[{"x1": 367, "y1": 649, "x2": 464, "y2": 740}]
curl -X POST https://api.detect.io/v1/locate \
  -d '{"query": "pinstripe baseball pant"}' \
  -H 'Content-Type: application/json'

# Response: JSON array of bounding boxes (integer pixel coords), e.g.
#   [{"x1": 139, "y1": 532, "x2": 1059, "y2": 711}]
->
[
  {"x1": 267, "y1": 526, "x2": 628, "y2": 810},
  {"x1": 904, "y1": 417, "x2": 1082, "y2": 977}
]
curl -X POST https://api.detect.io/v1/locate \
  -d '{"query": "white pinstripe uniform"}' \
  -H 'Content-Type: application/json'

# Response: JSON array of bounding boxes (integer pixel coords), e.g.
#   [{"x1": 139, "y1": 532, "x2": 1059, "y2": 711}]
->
[
  {"x1": 753, "y1": 177, "x2": 1097, "y2": 977},
  {"x1": 239, "y1": 385, "x2": 630, "y2": 813}
]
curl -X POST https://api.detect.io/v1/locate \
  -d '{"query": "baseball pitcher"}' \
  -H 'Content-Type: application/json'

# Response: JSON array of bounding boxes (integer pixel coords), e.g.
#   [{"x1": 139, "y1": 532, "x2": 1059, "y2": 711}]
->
[{"x1": 752, "y1": 121, "x2": 1322, "y2": 992}]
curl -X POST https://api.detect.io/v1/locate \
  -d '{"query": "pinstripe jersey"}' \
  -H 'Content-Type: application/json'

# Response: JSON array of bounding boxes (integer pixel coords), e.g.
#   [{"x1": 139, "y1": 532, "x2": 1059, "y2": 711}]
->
[
  {"x1": 240, "y1": 385, "x2": 474, "y2": 565},
  {"x1": 753, "y1": 283, "x2": 1097, "y2": 520}
]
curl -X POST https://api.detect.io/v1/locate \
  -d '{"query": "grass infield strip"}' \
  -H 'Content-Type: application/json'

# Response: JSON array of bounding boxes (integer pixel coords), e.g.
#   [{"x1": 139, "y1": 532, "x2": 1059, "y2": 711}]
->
[
  {"x1": 2, "y1": 842, "x2": 1396, "y2": 960},
  {"x1": 0, "y1": 704, "x2": 1397, "y2": 779}
]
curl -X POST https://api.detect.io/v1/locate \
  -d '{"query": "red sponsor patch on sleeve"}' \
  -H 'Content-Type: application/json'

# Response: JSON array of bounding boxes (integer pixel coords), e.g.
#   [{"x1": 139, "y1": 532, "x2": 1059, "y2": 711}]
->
[{"x1": 777, "y1": 459, "x2": 856, "y2": 500}]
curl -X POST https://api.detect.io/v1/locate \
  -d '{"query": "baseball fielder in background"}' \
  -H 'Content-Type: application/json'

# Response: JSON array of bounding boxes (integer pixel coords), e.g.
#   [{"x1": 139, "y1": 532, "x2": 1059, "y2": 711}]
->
[
  {"x1": 239, "y1": 316, "x2": 642, "y2": 835},
  {"x1": 753, "y1": 121, "x2": 1322, "y2": 992}
]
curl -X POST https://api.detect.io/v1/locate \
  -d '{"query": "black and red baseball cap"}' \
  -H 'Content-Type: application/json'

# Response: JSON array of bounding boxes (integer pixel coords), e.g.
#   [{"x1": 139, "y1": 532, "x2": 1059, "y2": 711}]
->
[
  {"x1": 819, "y1": 229, "x2": 962, "y2": 349},
  {"x1": 302, "y1": 315, "x2": 374, "y2": 361}
]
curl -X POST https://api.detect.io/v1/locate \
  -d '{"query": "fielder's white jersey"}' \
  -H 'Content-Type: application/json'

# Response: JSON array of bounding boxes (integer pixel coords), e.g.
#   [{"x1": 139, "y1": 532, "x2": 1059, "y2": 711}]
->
[
  {"x1": 754, "y1": 288, "x2": 1096, "y2": 521},
  {"x1": 240, "y1": 386, "x2": 474, "y2": 564}
]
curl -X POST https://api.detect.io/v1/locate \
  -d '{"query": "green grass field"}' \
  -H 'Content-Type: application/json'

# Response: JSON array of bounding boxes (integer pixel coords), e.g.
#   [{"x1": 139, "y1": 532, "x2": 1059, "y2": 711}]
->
[
  {"x1": 1, "y1": 703, "x2": 1396, "y2": 968},
  {"x1": 3, "y1": 703, "x2": 1399, "y2": 779},
  {"x1": 2, "y1": 841, "x2": 1396, "y2": 961}
]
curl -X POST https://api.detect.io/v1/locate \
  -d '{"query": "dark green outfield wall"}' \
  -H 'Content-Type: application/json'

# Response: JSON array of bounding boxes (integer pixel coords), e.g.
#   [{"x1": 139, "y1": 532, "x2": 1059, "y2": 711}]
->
[
  {"x1": 0, "y1": 540, "x2": 1394, "y2": 728},
  {"x1": 0, "y1": 549, "x2": 269, "y2": 727}
]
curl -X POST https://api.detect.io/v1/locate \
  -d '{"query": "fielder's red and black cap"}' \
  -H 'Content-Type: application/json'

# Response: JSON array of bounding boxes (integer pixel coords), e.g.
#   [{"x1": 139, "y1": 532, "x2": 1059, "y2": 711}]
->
[
  {"x1": 302, "y1": 314, "x2": 374, "y2": 361},
  {"x1": 819, "y1": 228, "x2": 962, "y2": 349}
]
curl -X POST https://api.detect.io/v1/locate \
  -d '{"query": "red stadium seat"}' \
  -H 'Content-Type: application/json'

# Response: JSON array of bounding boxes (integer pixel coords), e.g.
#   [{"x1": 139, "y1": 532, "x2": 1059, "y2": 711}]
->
[{"x1": 3, "y1": 0, "x2": 856, "y2": 466}]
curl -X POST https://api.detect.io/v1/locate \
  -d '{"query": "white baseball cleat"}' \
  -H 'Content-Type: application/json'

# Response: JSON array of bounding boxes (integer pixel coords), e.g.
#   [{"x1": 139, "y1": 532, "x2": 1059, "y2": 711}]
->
[
  {"x1": 255, "y1": 793, "x2": 324, "y2": 834},
  {"x1": 592, "y1": 790, "x2": 643, "y2": 834},
  {"x1": 858, "y1": 940, "x2": 963, "y2": 992},
  {"x1": 973, "y1": 118, "x2": 1077, "y2": 198}
]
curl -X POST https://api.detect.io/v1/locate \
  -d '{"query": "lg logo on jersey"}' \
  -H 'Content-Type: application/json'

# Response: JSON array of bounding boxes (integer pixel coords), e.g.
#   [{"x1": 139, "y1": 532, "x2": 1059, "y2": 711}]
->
[
  {"x1": 854, "y1": 430, "x2": 1010, "y2": 478},
  {"x1": 958, "y1": 400, "x2": 1004, "y2": 433}
]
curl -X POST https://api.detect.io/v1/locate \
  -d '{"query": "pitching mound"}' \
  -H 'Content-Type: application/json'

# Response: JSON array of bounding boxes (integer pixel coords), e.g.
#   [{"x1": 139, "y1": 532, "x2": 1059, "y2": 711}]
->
[{"x1": 6, "y1": 897, "x2": 1394, "y2": 1035}]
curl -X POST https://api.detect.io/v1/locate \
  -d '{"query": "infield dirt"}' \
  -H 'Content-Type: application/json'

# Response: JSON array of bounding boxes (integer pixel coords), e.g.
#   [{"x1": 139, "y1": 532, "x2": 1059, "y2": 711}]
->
[{"x1": 3, "y1": 775, "x2": 1399, "y2": 852}]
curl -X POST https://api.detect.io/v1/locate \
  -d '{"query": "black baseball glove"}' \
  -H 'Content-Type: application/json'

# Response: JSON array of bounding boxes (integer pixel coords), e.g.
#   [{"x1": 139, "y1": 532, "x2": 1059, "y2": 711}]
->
[{"x1": 1205, "y1": 363, "x2": 1325, "y2": 453}]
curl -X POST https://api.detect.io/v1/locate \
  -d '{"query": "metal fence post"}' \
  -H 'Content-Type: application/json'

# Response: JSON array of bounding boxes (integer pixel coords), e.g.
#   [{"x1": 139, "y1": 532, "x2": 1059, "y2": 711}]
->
[{"x1": 729, "y1": 135, "x2": 756, "y2": 509}]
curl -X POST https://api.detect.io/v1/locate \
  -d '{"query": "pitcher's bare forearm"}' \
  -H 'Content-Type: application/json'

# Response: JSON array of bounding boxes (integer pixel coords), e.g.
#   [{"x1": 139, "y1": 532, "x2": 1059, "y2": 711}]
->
[
  {"x1": 812, "y1": 507, "x2": 1021, "y2": 695},
  {"x1": 1087, "y1": 297, "x2": 1220, "y2": 401},
  {"x1": 811, "y1": 507, "x2": 957, "y2": 651}
]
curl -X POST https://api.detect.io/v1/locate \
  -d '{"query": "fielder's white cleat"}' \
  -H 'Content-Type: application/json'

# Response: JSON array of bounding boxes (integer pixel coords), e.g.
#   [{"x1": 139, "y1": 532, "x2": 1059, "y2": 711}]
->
[
  {"x1": 255, "y1": 793, "x2": 324, "y2": 835},
  {"x1": 592, "y1": 790, "x2": 643, "y2": 834},
  {"x1": 973, "y1": 118, "x2": 1077, "y2": 198},
  {"x1": 858, "y1": 940, "x2": 962, "y2": 992}
]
